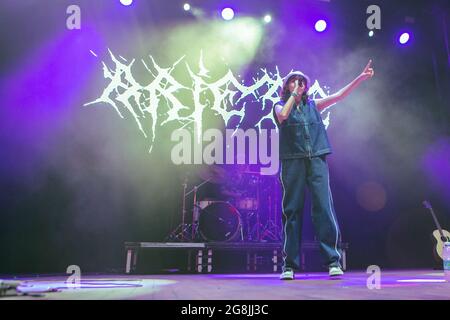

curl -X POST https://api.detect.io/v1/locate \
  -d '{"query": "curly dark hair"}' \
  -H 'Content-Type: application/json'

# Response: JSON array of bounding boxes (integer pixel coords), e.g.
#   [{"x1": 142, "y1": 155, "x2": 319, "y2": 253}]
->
[{"x1": 280, "y1": 72, "x2": 310, "y2": 105}]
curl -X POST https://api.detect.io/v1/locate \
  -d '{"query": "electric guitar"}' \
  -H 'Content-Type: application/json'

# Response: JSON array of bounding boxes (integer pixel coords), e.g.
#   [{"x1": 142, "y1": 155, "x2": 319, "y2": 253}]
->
[{"x1": 423, "y1": 200, "x2": 450, "y2": 262}]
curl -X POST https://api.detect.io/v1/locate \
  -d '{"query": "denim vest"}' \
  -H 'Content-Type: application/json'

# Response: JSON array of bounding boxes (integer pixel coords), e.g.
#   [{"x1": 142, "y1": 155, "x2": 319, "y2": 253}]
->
[{"x1": 273, "y1": 99, "x2": 332, "y2": 160}]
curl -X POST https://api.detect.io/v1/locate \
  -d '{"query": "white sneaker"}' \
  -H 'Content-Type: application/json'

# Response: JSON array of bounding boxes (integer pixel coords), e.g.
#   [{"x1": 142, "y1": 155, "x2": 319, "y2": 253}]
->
[
  {"x1": 280, "y1": 269, "x2": 295, "y2": 280},
  {"x1": 329, "y1": 266, "x2": 344, "y2": 277}
]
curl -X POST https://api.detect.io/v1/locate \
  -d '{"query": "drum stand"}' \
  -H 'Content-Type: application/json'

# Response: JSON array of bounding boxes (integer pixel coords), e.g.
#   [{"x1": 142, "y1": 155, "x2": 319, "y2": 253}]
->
[
  {"x1": 248, "y1": 174, "x2": 263, "y2": 242},
  {"x1": 260, "y1": 185, "x2": 282, "y2": 242},
  {"x1": 166, "y1": 178, "x2": 210, "y2": 242},
  {"x1": 260, "y1": 220, "x2": 281, "y2": 241},
  {"x1": 247, "y1": 212, "x2": 262, "y2": 242}
]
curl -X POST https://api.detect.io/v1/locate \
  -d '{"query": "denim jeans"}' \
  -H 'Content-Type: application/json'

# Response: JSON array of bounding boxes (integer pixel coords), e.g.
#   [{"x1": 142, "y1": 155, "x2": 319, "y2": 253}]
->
[{"x1": 279, "y1": 155, "x2": 342, "y2": 271}]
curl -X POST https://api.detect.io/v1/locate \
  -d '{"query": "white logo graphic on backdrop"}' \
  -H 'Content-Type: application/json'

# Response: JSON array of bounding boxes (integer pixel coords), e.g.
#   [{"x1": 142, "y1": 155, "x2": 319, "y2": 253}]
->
[{"x1": 85, "y1": 49, "x2": 332, "y2": 158}]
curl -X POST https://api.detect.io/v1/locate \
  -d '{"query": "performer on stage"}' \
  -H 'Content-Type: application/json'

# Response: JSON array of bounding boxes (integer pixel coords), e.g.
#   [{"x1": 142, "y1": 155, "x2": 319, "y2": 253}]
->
[{"x1": 273, "y1": 61, "x2": 374, "y2": 280}]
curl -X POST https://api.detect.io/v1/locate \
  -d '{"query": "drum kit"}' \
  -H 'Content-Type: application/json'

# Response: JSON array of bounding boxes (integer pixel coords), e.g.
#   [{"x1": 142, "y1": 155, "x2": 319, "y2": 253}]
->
[{"x1": 166, "y1": 165, "x2": 282, "y2": 243}]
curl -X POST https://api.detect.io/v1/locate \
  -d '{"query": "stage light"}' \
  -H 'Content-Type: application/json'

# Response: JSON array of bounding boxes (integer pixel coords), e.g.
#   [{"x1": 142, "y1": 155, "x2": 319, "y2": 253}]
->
[
  {"x1": 315, "y1": 19, "x2": 327, "y2": 32},
  {"x1": 221, "y1": 8, "x2": 235, "y2": 21},
  {"x1": 368, "y1": 30, "x2": 374, "y2": 37},
  {"x1": 399, "y1": 32, "x2": 410, "y2": 45},
  {"x1": 183, "y1": 3, "x2": 190, "y2": 11},
  {"x1": 119, "y1": 0, "x2": 133, "y2": 6},
  {"x1": 263, "y1": 15, "x2": 272, "y2": 24}
]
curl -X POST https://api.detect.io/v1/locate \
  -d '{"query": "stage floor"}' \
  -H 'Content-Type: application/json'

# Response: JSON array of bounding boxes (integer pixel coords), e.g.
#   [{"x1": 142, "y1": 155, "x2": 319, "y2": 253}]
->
[{"x1": 2, "y1": 269, "x2": 449, "y2": 300}]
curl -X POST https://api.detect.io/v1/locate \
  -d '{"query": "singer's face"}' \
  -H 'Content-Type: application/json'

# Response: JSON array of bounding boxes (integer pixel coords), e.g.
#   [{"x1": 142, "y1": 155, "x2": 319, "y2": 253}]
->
[{"x1": 289, "y1": 76, "x2": 306, "y2": 95}]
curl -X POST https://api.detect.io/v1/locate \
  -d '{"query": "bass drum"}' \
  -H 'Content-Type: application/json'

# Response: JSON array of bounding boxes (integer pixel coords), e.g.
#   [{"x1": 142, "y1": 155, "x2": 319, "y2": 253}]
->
[{"x1": 198, "y1": 201, "x2": 242, "y2": 242}]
